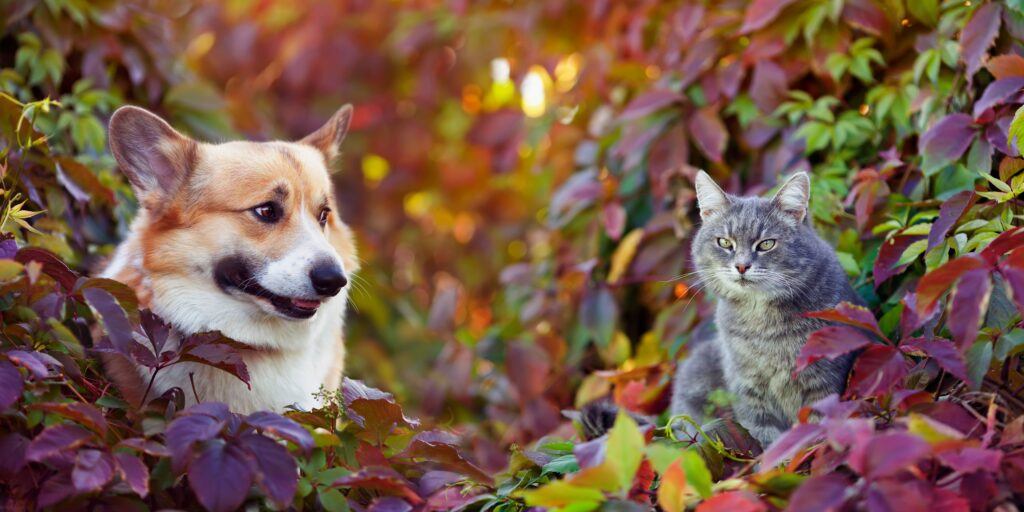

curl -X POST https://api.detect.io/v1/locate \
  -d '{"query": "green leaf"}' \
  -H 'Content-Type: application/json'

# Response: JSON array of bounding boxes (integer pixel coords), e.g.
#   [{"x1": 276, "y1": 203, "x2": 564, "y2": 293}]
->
[
  {"x1": 605, "y1": 411, "x2": 644, "y2": 493},
  {"x1": 965, "y1": 340, "x2": 993, "y2": 390},
  {"x1": 909, "y1": 0, "x2": 940, "y2": 26},
  {"x1": 678, "y1": 450, "x2": 712, "y2": 499}
]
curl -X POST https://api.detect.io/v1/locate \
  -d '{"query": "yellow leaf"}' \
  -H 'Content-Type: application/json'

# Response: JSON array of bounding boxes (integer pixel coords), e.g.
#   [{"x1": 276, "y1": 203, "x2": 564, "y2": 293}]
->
[
  {"x1": 906, "y1": 413, "x2": 965, "y2": 444},
  {"x1": 598, "y1": 331, "x2": 631, "y2": 366},
  {"x1": 658, "y1": 460, "x2": 688, "y2": 512},
  {"x1": 574, "y1": 374, "x2": 611, "y2": 408},
  {"x1": 607, "y1": 228, "x2": 644, "y2": 283},
  {"x1": 605, "y1": 410, "x2": 645, "y2": 492},
  {"x1": 518, "y1": 480, "x2": 604, "y2": 508}
]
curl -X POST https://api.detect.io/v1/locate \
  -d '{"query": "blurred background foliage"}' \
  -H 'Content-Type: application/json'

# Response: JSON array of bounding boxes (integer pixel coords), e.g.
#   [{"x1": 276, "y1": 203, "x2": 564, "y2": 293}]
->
[{"x1": 5, "y1": 0, "x2": 1024, "y2": 509}]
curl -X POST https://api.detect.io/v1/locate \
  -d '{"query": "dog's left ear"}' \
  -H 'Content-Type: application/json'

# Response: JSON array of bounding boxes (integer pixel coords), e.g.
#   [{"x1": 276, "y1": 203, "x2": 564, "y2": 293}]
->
[{"x1": 300, "y1": 104, "x2": 353, "y2": 162}]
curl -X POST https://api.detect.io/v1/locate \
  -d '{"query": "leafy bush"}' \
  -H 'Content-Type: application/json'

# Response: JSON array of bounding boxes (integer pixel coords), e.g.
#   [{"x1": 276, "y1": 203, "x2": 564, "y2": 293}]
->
[{"x1": 4, "y1": 0, "x2": 1024, "y2": 510}]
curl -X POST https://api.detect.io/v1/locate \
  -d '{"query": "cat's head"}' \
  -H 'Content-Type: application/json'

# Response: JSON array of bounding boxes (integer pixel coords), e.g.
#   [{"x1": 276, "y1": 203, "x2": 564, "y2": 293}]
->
[{"x1": 690, "y1": 170, "x2": 815, "y2": 301}]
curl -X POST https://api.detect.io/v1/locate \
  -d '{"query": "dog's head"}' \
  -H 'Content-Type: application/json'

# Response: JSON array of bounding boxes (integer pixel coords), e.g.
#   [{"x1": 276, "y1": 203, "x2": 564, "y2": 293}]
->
[{"x1": 108, "y1": 105, "x2": 359, "y2": 330}]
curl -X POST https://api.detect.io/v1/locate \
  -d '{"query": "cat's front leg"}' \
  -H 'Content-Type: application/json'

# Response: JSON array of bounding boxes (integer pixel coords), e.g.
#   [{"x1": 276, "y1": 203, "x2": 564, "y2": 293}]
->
[{"x1": 731, "y1": 383, "x2": 787, "y2": 448}]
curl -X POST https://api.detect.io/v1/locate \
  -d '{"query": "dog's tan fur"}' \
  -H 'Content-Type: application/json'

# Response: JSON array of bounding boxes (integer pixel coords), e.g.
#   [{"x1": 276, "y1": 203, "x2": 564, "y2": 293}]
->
[{"x1": 101, "y1": 106, "x2": 358, "y2": 413}]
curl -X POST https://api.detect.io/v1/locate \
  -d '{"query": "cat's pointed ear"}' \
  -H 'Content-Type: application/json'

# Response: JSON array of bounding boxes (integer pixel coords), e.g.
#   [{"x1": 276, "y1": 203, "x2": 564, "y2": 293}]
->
[
  {"x1": 300, "y1": 104, "x2": 353, "y2": 162},
  {"x1": 108, "y1": 106, "x2": 197, "y2": 207},
  {"x1": 772, "y1": 172, "x2": 810, "y2": 224},
  {"x1": 694, "y1": 170, "x2": 730, "y2": 219}
]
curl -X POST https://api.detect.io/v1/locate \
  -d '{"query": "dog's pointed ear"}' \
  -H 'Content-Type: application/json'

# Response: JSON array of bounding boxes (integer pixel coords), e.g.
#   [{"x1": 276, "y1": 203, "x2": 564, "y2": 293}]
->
[
  {"x1": 300, "y1": 104, "x2": 353, "y2": 162},
  {"x1": 694, "y1": 170, "x2": 731, "y2": 220},
  {"x1": 108, "y1": 106, "x2": 196, "y2": 205},
  {"x1": 772, "y1": 171, "x2": 811, "y2": 224}
]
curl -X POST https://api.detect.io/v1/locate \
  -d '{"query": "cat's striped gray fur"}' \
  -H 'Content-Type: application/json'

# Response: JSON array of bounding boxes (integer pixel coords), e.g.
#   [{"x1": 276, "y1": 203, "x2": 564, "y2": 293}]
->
[{"x1": 670, "y1": 171, "x2": 861, "y2": 447}]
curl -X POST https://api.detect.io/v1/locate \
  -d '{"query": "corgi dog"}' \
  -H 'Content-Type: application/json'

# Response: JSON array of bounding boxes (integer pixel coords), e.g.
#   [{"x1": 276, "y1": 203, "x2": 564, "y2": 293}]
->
[{"x1": 101, "y1": 105, "x2": 359, "y2": 413}]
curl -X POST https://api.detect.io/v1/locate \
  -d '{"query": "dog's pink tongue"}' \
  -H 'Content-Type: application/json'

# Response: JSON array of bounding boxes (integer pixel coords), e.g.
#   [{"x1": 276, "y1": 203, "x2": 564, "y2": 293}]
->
[{"x1": 292, "y1": 298, "x2": 320, "y2": 309}]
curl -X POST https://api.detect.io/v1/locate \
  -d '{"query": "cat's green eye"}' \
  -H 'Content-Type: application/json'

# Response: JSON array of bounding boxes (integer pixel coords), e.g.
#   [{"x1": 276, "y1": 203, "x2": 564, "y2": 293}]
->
[
  {"x1": 756, "y1": 239, "x2": 776, "y2": 251},
  {"x1": 717, "y1": 238, "x2": 733, "y2": 249}
]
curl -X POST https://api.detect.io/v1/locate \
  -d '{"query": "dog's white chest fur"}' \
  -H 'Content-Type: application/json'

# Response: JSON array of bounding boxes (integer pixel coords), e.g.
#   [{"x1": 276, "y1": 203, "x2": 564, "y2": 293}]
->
[{"x1": 102, "y1": 245, "x2": 347, "y2": 414}]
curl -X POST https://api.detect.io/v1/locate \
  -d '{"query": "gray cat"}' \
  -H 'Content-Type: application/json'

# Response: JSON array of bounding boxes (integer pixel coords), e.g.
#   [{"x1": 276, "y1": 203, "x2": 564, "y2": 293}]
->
[{"x1": 670, "y1": 170, "x2": 860, "y2": 447}]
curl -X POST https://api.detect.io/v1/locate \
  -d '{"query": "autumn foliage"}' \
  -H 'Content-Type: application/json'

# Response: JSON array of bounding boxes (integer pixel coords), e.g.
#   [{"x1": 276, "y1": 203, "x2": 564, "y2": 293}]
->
[{"x1": 3, "y1": 0, "x2": 1024, "y2": 510}]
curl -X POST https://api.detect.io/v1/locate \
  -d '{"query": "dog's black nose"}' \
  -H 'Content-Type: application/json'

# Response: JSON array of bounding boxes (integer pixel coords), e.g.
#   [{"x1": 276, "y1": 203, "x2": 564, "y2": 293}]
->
[{"x1": 309, "y1": 262, "x2": 347, "y2": 296}]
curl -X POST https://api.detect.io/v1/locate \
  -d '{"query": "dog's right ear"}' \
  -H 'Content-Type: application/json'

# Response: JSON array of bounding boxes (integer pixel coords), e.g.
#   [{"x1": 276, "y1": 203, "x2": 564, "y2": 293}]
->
[{"x1": 108, "y1": 106, "x2": 196, "y2": 205}]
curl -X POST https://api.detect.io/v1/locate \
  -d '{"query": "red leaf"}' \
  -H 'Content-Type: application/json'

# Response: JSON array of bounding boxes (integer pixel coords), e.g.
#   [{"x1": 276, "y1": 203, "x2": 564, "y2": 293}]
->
[
  {"x1": 505, "y1": 342, "x2": 551, "y2": 401},
  {"x1": 784, "y1": 473, "x2": 851, "y2": 512},
  {"x1": 740, "y1": 0, "x2": 799, "y2": 33},
  {"x1": 980, "y1": 226, "x2": 1024, "y2": 265},
  {"x1": 749, "y1": 60, "x2": 788, "y2": 113},
  {"x1": 687, "y1": 106, "x2": 728, "y2": 163},
  {"x1": 602, "y1": 202, "x2": 626, "y2": 240},
  {"x1": 31, "y1": 402, "x2": 108, "y2": 436},
  {"x1": 333, "y1": 467, "x2": 423, "y2": 504},
  {"x1": 961, "y1": 2, "x2": 1002, "y2": 78},
  {"x1": 342, "y1": 378, "x2": 420, "y2": 437},
  {"x1": 987, "y1": 54, "x2": 1024, "y2": 79},
  {"x1": 848, "y1": 345, "x2": 908, "y2": 397},
  {"x1": 848, "y1": 431, "x2": 929, "y2": 479},
  {"x1": 915, "y1": 254, "x2": 987, "y2": 316},
  {"x1": 398, "y1": 430, "x2": 493, "y2": 484},
  {"x1": 972, "y1": 78, "x2": 1024, "y2": 119},
  {"x1": 919, "y1": 114, "x2": 976, "y2": 164},
  {"x1": 999, "y1": 247, "x2": 1024, "y2": 314},
  {"x1": 938, "y1": 447, "x2": 1004, "y2": 474},
  {"x1": 794, "y1": 326, "x2": 874, "y2": 375},
  {"x1": 695, "y1": 490, "x2": 767, "y2": 512},
  {"x1": 874, "y1": 234, "x2": 926, "y2": 287},
  {"x1": 620, "y1": 89, "x2": 683, "y2": 121},
  {"x1": 759, "y1": 423, "x2": 824, "y2": 469},
  {"x1": 900, "y1": 338, "x2": 969, "y2": 382},
  {"x1": 15, "y1": 248, "x2": 78, "y2": 292},
  {"x1": 927, "y1": 191, "x2": 975, "y2": 252},
  {"x1": 948, "y1": 268, "x2": 992, "y2": 350},
  {"x1": 805, "y1": 302, "x2": 884, "y2": 339},
  {"x1": 842, "y1": 0, "x2": 889, "y2": 36}
]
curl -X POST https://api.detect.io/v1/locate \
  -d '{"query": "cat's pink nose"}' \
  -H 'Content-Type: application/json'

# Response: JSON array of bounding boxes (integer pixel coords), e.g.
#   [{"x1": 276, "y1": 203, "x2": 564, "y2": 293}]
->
[{"x1": 735, "y1": 263, "x2": 749, "y2": 274}]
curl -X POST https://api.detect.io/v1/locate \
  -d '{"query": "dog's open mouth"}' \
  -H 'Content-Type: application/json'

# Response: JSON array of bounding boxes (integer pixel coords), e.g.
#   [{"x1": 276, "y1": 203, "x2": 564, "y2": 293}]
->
[{"x1": 214, "y1": 257, "x2": 320, "y2": 319}]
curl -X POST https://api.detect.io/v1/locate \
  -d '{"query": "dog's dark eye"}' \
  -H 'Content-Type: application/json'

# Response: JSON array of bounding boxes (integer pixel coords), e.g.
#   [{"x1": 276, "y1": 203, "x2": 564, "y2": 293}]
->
[
  {"x1": 252, "y1": 202, "x2": 281, "y2": 223},
  {"x1": 317, "y1": 207, "x2": 331, "y2": 227}
]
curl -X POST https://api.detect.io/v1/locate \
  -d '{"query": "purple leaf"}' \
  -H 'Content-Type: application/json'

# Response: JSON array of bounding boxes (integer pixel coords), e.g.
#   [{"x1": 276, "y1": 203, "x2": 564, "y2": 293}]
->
[
  {"x1": 114, "y1": 452, "x2": 149, "y2": 498},
  {"x1": 180, "y1": 334, "x2": 251, "y2": 388},
  {"x1": 165, "y1": 414, "x2": 225, "y2": 471},
  {"x1": 237, "y1": 433, "x2": 298, "y2": 508},
  {"x1": 999, "y1": 248, "x2": 1024, "y2": 314},
  {"x1": 573, "y1": 436, "x2": 607, "y2": 469},
  {"x1": 750, "y1": 60, "x2": 788, "y2": 113},
  {"x1": 117, "y1": 437, "x2": 170, "y2": 457},
  {"x1": 811, "y1": 394, "x2": 860, "y2": 420},
  {"x1": 602, "y1": 202, "x2": 626, "y2": 240},
  {"x1": 26, "y1": 424, "x2": 92, "y2": 462},
  {"x1": 928, "y1": 191, "x2": 976, "y2": 252},
  {"x1": 188, "y1": 440, "x2": 254, "y2": 512},
  {"x1": 973, "y1": 78, "x2": 1024, "y2": 119},
  {"x1": 848, "y1": 345, "x2": 909, "y2": 397},
  {"x1": 939, "y1": 447, "x2": 1004, "y2": 474},
  {"x1": 874, "y1": 235, "x2": 926, "y2": 287},
  {"x1": 333, "y1": 467, "x2": 423, "y2": 504},
  {"x1": 181, "y1": 402, "x2": 232, "y2": 421},
  {"x1": 15, "y1": 248, "x2": 78, "y2": 292},
  {"x1": 688, "y1": 106, "x2": 728, "y2": 163},
  {"x1": 949, "y1": 268, "x2": 993, "y2": 350},
  {"x1": 842, "y1": 0, "x2": 889, "y2": 36},
  {"x1": 140, "y1": 309, "x2": 171, "y2": 355},
  {"x1": 919, "y1": 114, "x2": 976, "y2": 169},
  {"x1": 246, "y1": 411, "x2": 313, "y2": 453},
  {"x1": 848, "y1": 431, "x2": 929, "y2": 479},
  {"x1": 961, "y1": 2, "x2": 1003, "y2": 78},
  {"x1": 784, "y1": 473, "x2": 851, "y2": 512},
  {"x1": 579, "y1": 285, "x2": 617, "y2": 347},
  {"x1": 795, "y1": 326, "x2": 874, "y2": 375},
  {"x1": 900, "y1": 338, "x2": 969, "y2": 383},
  {"x1": 398, "y1": 430, "x2": 493, "y2": 484},
  {"x1": 759, "y1": 423, "x2": 825, "y2": 469},
  {"x1": 370, "y1": 497, "x2": 414, "y2": 512},
  {"x1": 0, "y1": 433, "x2": 28, "y2": 479},
  {"x1": 0, "y1": 360, "x2": 23, "y2": 410},
  {"x1": 740, "y1": 0, "x2": 799, "y2": 33},
  {"x1": 82, "y1": 287, "x2": 135, "y2": 353},
  {"x1": 620, "y1": 89, "x2": 683, "y2": 121},
  {"x1": 72, "y1": 449, "x2": 115, "y2": 493},
  {"x1": 7, "y1": 349, "x2": 61, "y2": 379},
  {"x1": 0, "y1": 235, "x2": 16, "y2": 259}
]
